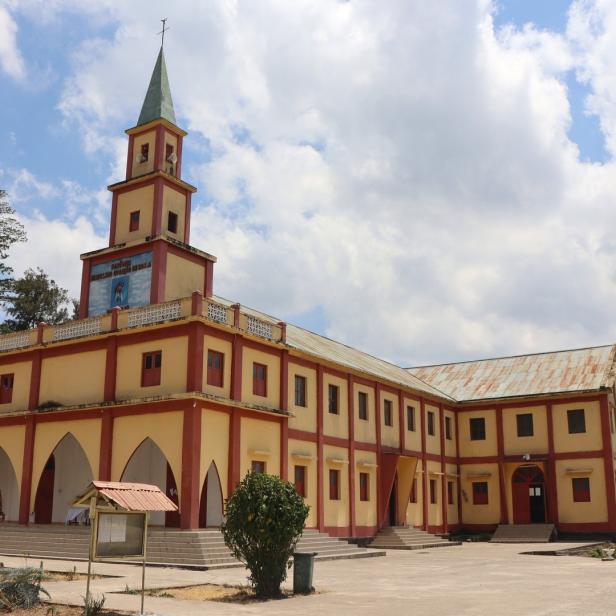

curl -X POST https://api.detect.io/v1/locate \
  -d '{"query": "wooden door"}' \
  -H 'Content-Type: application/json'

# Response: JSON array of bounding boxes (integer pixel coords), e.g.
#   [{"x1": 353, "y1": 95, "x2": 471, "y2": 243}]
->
[{"x1": 512, "y1": 466, "x2": 545, "y2": 524}]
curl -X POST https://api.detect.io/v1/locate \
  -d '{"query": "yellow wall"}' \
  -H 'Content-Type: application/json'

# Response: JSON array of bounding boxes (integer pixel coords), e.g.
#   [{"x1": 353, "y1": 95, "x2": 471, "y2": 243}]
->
[
  {"x1": 162, "y1": 185, "x2": 186, "y2": 241},
  {"x1": 407, "y1": 461, "x2": 424, "y2": 527},
  {"x1": 458, "y1": 409, "x2": 498, "y2": 458},
  {"x1": 0, "y1": 424, "x2": 25, "y2": 490},
  {"x1": 40, "y1": 351, "x2": 106, "y2": 406},
  {"x1": 165, "y1": 252, "x2": 205, "y2": 301},
  {"x1": 323, "y1": 373, "x2": 348, "y2": 439},
  {"x1": 556, "y1": 458, "x2": 608, "y2": 523},
  {"x1": 0, "y1": 360, "x2": 31, "y2": 413},
  {"x1": 323, "y1": 444, "x2": 349, "y2": 527},
  {"x1": 30, "y1": 419, "x2": 101, "y2": 508},
  {"x1": 201, "y1": 408, "x2": 230, "y2": 499},
  {"x1": 288, "y1": 439, "x2": 318, "y2": 527},
  {"x1": 241, "y1": 347, "x2": 280, "y2": 408},
  {"x1": 460, "y1": 463, "x2": 500, "y2": 524},
  {"x1": 353, "y1": 382, "x2": 376, "y2": 444},
  {"x1": 115, "y1": 185, "x2": 154, "y2": 244},
  {"x1": 240, "y1": 416, "x2": 281, "y2": 478},
  {"x1": 503, "y1": 405, "x2": 548, "y2": 456},
  {"x1": 426, "y1": 460, "x2": 443, "y2": 526},
  {"x1": 131, "y1": 130, "x2": 156, "y2": 178},
  {"x1": 202, "y1": 336, "x2": 232, "y2": 398},
  {"x1": 402, "y1": 397, "x2": 421, "y2": 452},
  {"x1": 425, "y1": 404, "x2": 441, "y2": 455},
  {"x1": 380, "y1": 393, "x2": 400, "y2": 448},
  {"x1": 355, "y1": 452, "x2": 378, "y2": 528},
  {"x1": 115, "y1": 336, "x2": 188, "y2": 400},
  {"x1": 288, "y1": 363, "x2": 317, "y2": 433},
  {"x1": 553, "y1": 400, "x2": 603, "y2": 454}
]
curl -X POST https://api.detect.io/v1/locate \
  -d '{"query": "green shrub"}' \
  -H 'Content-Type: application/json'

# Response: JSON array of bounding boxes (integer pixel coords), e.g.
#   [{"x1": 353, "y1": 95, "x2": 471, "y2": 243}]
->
[
  {"x1": 222, "y1": 471, "x2": 309, "y2": 598},
  {"x1": 0, "y1": 566, "x2": 49, "y2": 611},
  {"x1": 83, "y1": 592, "x2": 105, "y2": 615}
]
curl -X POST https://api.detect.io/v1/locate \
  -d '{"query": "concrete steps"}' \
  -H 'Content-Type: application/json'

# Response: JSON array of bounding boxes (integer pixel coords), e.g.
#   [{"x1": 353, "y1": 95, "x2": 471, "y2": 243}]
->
[
  {"x1": 368, "y1": 526, "x2": 462, "y2": 550},
  {"x1": 490, "y1": 524, "x2": 556, "y2": 543}
]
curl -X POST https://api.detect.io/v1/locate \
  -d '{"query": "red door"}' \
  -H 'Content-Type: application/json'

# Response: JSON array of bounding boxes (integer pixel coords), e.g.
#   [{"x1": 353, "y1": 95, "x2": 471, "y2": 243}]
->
[
  {"x1": 512, "y1": 465, "x2": 546, "y2": 524},
  {"x1": 34, "y1": 455, "x2": 55, "y2": 523}
]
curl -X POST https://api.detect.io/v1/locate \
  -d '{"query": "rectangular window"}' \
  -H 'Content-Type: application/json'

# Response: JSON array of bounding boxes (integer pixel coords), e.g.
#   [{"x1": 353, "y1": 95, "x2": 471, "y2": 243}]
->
[
  {"x1": 253, "y1": 363, "x2": 267, "y2": 397},
  {"x1": 165, "y1": 143, "x2": 174, "y2": 160},
  {"x1": 572, "y1": 477, "x2": 591, "y2": 502},
  {"x1": 427, "y1": 411, "x2": 435, "y2": 436},
  {"x1": 429, "y1": 479, "x2": 437, "y2": 504},
  {"x1": 359, "y1": 472, "x2": 370, "y2": 501},
  {"x1": 167, "y1": 211, "x2": 178, "y2": 234},
  {"x1": 206, "y1": 350, "x2": 224, "y2": 388},
  {"x1": 447, "y1": 480, "x2": 454, "y2": 505},
  {"x1": 140, "y1": 143, "x2": 149, "y2": 162},
  {"x1": 294, "y1": 375, "x2": 307, "y2": 407},
  {"x1": 129, "y1": 210, "x2": 140, "y2": 232},
  {"x1": 329, "y1": 469, "x2": 340, "y2": 500},
  {"x1": 251, "y1": 460, "x2": 266, "y2": 474},
  {"x1": 328, "y1": 384, "x2": 339, "y2": 414},
  {"x1": 384, "y1": 400, "x2": 393, "y2": 426},
  {"x1": 470, "y1": 417, "x2": 486, "y2": 440},
  {"x1": 0, "y1": 373, "x2": 14, "y2": 404},
  {"x1": 407, "y1": 405, "x2": 415, "y2": 431},
  {"x1": 141, "y1": 351, "x2": 162, "y2": 387},
  {"x1": 358, "y1": 391, "x2": 368, "y2": 420},
  {"x1": 294, "y1": 465, "x2": 306, "y2": 497},
  {"x1": 445, "y1": 416, "x2": 452, "y2": 440},
  {"x1": 516, "y1": 413, "x2": 534, "y2": 437},
  {"x1": 567, "y1": 409, "x2": 586, "y2": 434},
  {"x1": 410, "y1": 478, "x2": 417, "y2": 503},
  {"x1": 472, "y1": 482, "x2": 489, "y2": 505}
]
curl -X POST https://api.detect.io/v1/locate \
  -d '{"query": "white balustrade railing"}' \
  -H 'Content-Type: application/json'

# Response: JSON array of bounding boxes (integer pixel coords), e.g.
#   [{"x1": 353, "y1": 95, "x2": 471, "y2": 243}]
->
[
  {"x1": 52, "y1": 317, "x2": 104, "y2": 341},
  {"x1": 206, "y1": 301, "x2": 229, "y2": 324},
  {"x1": 0, "y1": 331, "x2": 32, "y2": 352},
  {"x1": 127, "y1": 300, "x2": 182, "y2": 328},
  {"x1": 246, "y1": 315, "x2": 273, "y2": 340}
]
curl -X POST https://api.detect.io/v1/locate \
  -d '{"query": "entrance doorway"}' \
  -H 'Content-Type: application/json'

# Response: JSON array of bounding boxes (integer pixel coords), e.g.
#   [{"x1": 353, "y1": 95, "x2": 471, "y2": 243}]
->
[
  {"x1": 387, "y1": 475, "x2": 398, "y2": 526},
  {"x1": 199, "y1": 462, "x2": 224, "y2": 527},
  {"x1": 512, "y1": 465, "x2": 546, "y2": 524}
]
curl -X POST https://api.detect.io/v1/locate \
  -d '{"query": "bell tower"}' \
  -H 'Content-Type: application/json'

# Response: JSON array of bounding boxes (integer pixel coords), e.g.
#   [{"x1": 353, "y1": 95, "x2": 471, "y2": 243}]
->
[{"x1": 78, "y1": 47, "x2": 216, "y2": 318}]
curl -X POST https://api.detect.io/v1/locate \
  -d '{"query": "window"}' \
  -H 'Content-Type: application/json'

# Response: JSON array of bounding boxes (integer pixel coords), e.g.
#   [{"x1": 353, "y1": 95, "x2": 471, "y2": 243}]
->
[
  {"x1": 516, "y1": 413, "x2": 534, "y2": 437},
  {"x1": 141, "y1": 351, "x2": 162, "y2": 387},
  {"x1": 429, "y1": 479, "x2": 437, "y2": 504},
  {"x1": 129, "y1": 210, "x2": 140, "y2": 232},
  {"x1": 470, "y1": 417, "x2": 486, "y2": 440},
  {"x1": 168, "y1": 211, "x2": 178, "y2": 234},
  {"x1": 294, "y1": 465, "x2": 306, "y2": 497},
  {"x1": 384, "y1": 400, "x2": 393, "y2": 426},
  {"x1": 358, "y1": 392, "x2": 368, "y2": 420},
  {"x1": 251, "y1": 460, "x2": 266, "y2": 474},
  {"x1": 472, "y1": 482, "x2": 489, "y2": 505},
  {"x1": 359, "y1": 472, "x2": 370, "y2": 501},
  {"x1": 329, "y1": 469, "x2": 340, "y2": 500},
  {"x1": 572, "y1": 477, "x2": 591, "y2": 502},
  {"x1": 0, "y1": 373, "x2": 14, "y2": 404},
  {"x1": 165, "y1": 143, "x2": 176, "y2": 175},
  {"x1": 407, "y1": 405, "x2": 415, "y2": 431},
  {"x1": 206, "y1": 350, "x2": 224, "y2": 387},
  {"x1": 447, "y1": 480, "x2": 454, "y2": 505},
  {"x1": 567, "y1": 409, "x2": 586, "y2": 434},
  {"x1": 427, "y1": 411, "x2": 435, "y2": 436},
  {"x1": 294, "y1": 375, "x2": 306, "y2": 407},
  {"x1": 253, "y1": 363, "x2": 267, "y2": 397},
  {"x1": 410, "y1": 478, "x2": 417, "y2": 503},
  {"x1": 328, "y1": 384, "x2": 339, "y2": 414},
  {"x1": 140, "y1": 143, "x2": 149, "y2": 162},
  {"x1": 445, "y1": 416, "x2": 452, "y2": 440}
]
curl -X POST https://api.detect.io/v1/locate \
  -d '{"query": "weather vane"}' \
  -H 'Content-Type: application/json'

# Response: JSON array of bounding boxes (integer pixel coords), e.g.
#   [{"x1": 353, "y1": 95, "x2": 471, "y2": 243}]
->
[{"x1": 158, "y1": 18, "x2": 169, "y2": 48}]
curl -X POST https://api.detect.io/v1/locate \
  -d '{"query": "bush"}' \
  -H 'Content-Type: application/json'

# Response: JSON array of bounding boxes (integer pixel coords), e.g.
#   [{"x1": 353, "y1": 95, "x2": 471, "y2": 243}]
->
[
  {"x1": 0, "y1": 566, "x2": 49, "y2": 611},
  {"x1": 83, "y1": 592, "x2": 105, "y2": 615},
  {"x1": 222, "y1": 471, "x2": 309, "y2": 598}
]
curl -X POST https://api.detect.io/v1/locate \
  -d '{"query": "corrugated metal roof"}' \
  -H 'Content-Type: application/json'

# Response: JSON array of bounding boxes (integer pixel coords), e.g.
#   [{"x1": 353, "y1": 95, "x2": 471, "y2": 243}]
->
[
  {"x1": 408, "y1": 345, "x2": 616, "y2": 402},
  {"x1": 91, "y1": 481, "x2": 178, "y2": 512}
]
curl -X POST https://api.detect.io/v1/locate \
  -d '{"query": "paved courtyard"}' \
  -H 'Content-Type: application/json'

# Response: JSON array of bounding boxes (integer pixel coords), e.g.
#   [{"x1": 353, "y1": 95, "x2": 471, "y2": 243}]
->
[{"x1": 2, "y1": 542, "x2": 614, "y2": 616}]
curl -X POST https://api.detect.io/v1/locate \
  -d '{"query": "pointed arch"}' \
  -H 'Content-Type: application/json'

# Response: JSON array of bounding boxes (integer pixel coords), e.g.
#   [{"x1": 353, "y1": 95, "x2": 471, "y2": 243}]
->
[
  {"x1": 33, "y1": 432, "x2": 93, "y2": 523},
  {"x1": 199, "y1": 460, "x2": 224, "y2": 528},
  {"x1": 120, "y1": 437, "x2": 180, "y2": 527},
  {"x1": 0, "y1": 446, "x2": 19, "y2": 521}
]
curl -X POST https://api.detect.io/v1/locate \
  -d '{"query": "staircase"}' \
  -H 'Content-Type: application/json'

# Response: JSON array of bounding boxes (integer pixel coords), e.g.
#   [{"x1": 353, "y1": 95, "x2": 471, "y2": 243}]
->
[
  {"x1": 368, "y1": 526, "x2": 462, "y2": 550},
  {"x1": 0, "y1": 525, "x2": 384, "y2": 568},
  {"x1": 490, "y1": 524, "x2": 556, "y2": 543}
]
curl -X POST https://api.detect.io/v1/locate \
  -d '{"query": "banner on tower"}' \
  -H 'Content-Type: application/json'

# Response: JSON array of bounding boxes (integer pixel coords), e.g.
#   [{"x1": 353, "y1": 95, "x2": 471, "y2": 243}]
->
[{"x1": 88, "y1": 251, "x2": 152, "y2": 316}]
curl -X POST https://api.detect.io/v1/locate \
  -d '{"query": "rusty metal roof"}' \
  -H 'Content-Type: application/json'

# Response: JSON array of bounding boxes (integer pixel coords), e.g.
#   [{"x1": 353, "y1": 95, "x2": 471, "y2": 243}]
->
[
  {"x1": 408, "y1": 345, "x2": 616, "y2": 402},
  {"x1": 89, "y1": 481, "x2": 177, "y2": 512}
]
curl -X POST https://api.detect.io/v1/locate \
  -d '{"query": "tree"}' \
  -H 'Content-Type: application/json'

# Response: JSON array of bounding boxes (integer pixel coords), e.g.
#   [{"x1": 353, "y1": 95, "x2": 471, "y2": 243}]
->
[
  {"x1": 1, "y1": 268, "x2": 71, "y2": 332},
  {"x1": 222, "y1": 471, "x2": 309, "y2": 598},
  {"x1": 0, "y1": 190, "x2": 26, "y2": 301}
]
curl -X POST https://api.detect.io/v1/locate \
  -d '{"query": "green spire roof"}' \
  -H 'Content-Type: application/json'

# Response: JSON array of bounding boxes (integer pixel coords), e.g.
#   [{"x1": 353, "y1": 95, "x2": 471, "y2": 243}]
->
[{"x1": 137, "y1": 47, "x2": 177, "y2": 127}]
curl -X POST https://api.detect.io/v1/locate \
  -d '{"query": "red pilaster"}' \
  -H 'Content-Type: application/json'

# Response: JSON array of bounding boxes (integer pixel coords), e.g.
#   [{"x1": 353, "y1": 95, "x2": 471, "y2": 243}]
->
[
  {"x1": 398, "y1": 390, "x2": 405, "y2": 451},
  {"x1": 420, "y1": 398, "x2": 428, "y2": 531},
  {"x1": 455, "y1": 410, "x2": 462, "y2": 525},
  {"x1": 316, "y1": 365, "x2": 324, "y2": 531},
  {"x1": 79, "y1": 259, "x2": 92, "y2": 318},
  {"x1": 439, "y1": 404, "x2": 448, "y2": 533},
  {"x1": 103, "y1": 337, "x2": 117, "y2": 402},
  {"x1": 180, "y1": 404, "x2": 202, "y2": 529},
  {"x1": 184, "y1": 190, "x2": 191, "y2": 244},
  {"x1": 150, "y1": 240, "x2": 167, "y2": 304},
  {"x1": 546, "y1": 401, "x2": 559, "y2": 524},
  {"x1": 280, "y1": 350, "x2": 289, "y2": 481},
  {"x1": 230, "y1": 334, "x2": 243, "y2": 401},
  {"x1": 98, "y1": 412, "x2": 113, "y2": 481},
  {"x1": 154, "y1": 124, "x2": 165, "y2": 171},
  {"x1": 108, "y1": 192, "x2": 118, "y2": 246},
  {"x1": 187, "y1": 321, "x2": 204, "y2": 392},
  {"x1": 204, "y1": 260, "x2": 214, "y2": 298},
  {"x1": 348, "y1": 374, "x2": 356, "y2": 536},
  {"x1": 496, "y1": 406, "x2": 508, "y2": 524},
  {"x1": 228, "y1": 410, "x2": 241, "y2": 497},
  {"x1": 375, "y1": 382, "x2": 383, "y2": 528},
  {"x1": 176, "y1": 135, "x2": 184, "y2": 179},
  {"x1": 191, "y1": 290, "x2": 203, "y2": 316},
  {"x1": 125, "y1": 135, "x2": 135, "y2": 180},
  {"x1": 19, "y1": 416, "x2": 35, "y2": 524},
  {"x1": 28, "y1": 350, "x2": 42, "y2": 411},
  {"x1": 599, "y1": 394, "x2": 616, "y2": 530},
  {"x1": 152, "y1": 177, "x2": 164, "y2": 236}
]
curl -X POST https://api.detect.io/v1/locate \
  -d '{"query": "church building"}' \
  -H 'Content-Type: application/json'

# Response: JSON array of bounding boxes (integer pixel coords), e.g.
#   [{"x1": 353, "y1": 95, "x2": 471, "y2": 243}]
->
[{"x1": 0, "y1": 48, "x2": 615, "y2": 538}]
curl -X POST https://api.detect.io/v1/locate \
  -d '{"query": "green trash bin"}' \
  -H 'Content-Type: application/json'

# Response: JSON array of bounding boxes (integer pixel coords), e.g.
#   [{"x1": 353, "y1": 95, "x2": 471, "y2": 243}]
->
[{"x1": 293, "y1": 551, "x2": 316, "y2": 594}]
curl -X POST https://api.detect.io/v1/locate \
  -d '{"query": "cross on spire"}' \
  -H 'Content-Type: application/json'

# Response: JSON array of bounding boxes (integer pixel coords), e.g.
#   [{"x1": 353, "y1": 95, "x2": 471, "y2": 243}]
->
[{"x1": 158, "y1": 18, "x2": 169, "y2": 48}]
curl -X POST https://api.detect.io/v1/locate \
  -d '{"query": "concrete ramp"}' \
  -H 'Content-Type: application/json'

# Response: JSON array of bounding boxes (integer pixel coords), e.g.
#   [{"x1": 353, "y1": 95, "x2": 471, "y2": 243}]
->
[{"x1": 490, "y1": 524, "x2": 556, "y2": 543}]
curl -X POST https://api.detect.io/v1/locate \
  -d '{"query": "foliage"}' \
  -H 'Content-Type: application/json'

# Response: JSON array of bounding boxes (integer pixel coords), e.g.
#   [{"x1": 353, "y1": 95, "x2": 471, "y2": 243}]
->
[
  {"x1": 0, "y1": 267, "x2": 71, "y2": 332},
  {"x1": 0, "y1": 566, "x2": 50, "y2": 612},
  {"x1": 83, "y1": 592, "x2": 105, "y2": 615},
  {"x1": 0, "y1": 190, "x2": 26, "y2": 302},
  {"x1": 222, "y1": 471, "x2": 309, "y2": 598}
]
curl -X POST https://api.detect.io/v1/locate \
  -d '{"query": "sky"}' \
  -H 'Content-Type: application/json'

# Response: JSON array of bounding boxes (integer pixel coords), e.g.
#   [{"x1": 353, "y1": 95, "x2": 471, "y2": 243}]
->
[{"x1": 1, "y1": 0, "x2": 616, "y2": 368}]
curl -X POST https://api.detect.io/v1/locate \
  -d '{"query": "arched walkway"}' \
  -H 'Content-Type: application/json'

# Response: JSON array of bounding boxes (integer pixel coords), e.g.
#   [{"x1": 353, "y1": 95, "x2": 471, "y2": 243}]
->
[
  {"x1": 121, "y1": 438, "x2": 180, "y2": 527},
  {"x1": 199, "y1": 461, "x2": 224, "y2": 527},
  {"x1": 33, "y1": 433, "x2": 93, "y2": 523},
  {"x1": 0, "y1": 447, "x2": 19, "y2": 521}
]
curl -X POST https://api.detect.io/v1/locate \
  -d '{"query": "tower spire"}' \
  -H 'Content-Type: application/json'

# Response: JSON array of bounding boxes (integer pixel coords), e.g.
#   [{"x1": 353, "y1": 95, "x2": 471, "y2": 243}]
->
[{"x1": 137, "y1": 46, "x2": 177, "y2": 127}]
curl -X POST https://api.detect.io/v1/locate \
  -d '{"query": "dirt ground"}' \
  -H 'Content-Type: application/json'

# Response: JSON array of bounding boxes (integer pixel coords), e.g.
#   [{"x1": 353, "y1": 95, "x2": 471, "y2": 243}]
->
[
  {"x1": 146, "y1": 583, "x2": 293, "y2": 603},
  {"x1": 8, "y1": 606, "x2": 128, "y2": 616}
]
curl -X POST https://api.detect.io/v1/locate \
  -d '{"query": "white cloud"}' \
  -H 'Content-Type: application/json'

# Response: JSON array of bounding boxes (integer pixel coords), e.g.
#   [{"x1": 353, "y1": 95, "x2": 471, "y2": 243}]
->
[{"x1": 0, "y1": 6, "x2": 25, "y2": 80}]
